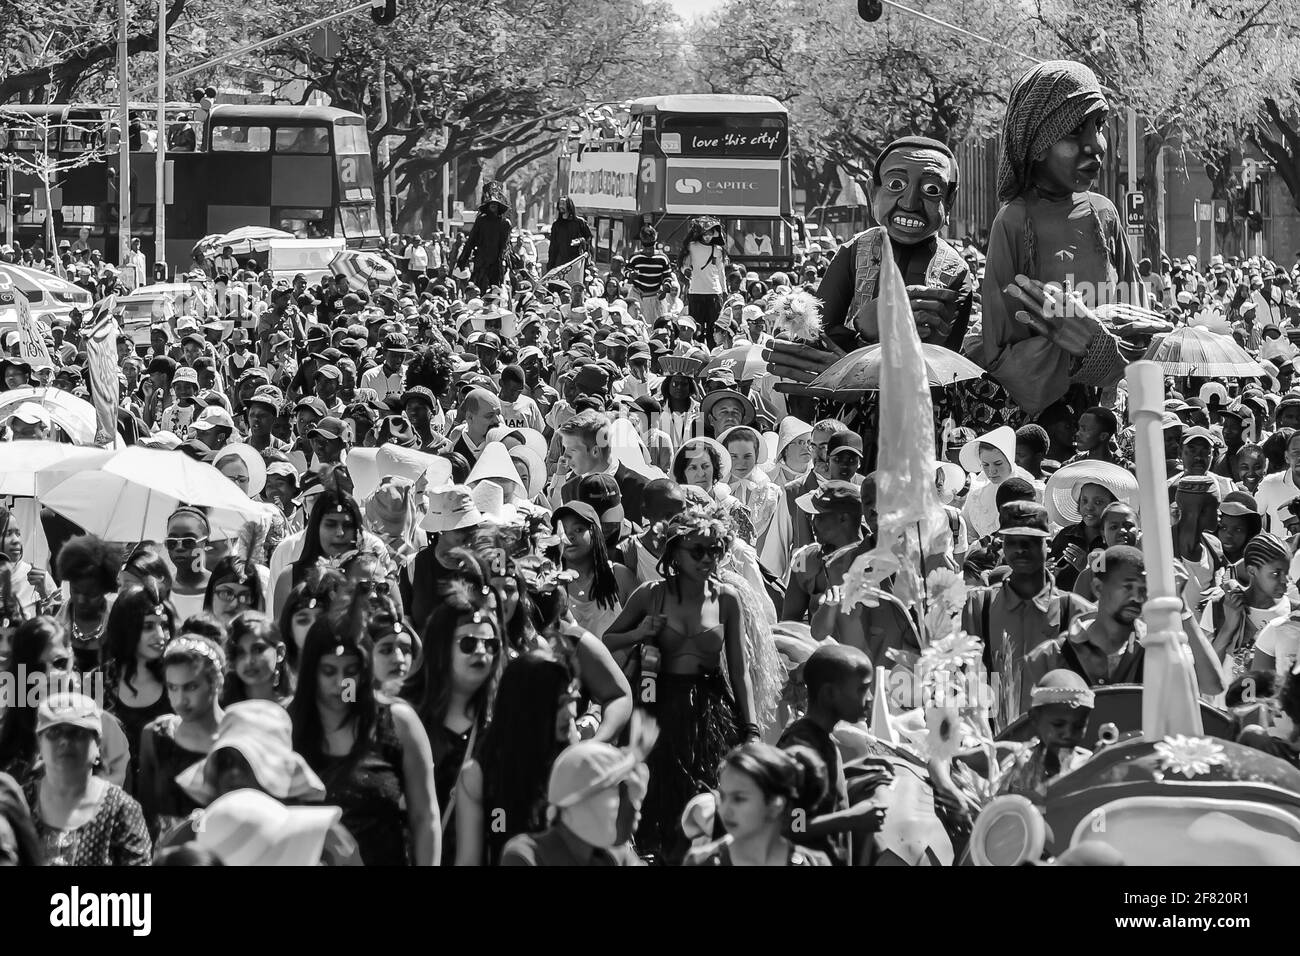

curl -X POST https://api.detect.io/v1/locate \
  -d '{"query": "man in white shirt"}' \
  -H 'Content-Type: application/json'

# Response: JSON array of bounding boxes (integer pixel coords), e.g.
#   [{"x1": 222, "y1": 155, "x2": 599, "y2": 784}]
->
[
  {"x1": 1256, "y1": 430, "x2": 1300, "y2": 534},
  {"x1": 123, "y1": 237, "x2": 147, "y2": 290},
  {"x1": 407, "y1": 240, "x2": 429, "y2": 276},
  {"x1": 497, "y1": 364, "x2": 545, "y2": 432},
  {"x1": 359, "y1": 332, "x2": 411, "y2": 400}
]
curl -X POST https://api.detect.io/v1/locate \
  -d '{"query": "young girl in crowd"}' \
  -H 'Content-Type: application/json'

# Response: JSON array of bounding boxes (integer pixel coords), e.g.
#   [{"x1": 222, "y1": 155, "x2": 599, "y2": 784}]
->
[
  {"x1": 96, "y1": 584, "x2": 176, "y2": 782},
  {"x1": 368, "y1": 613, "x2": 418, "y2": 691},
  {"x1": 0, "y1": 504, "x2": 52, "y2": 616},
  {"x1": 276, "y1": 490, "x2": 364, "y2": 610},
  {"x1": 455, "y1": 648, "x2": 578, "y2": 865},
  {"x1": 1045, "y1": 461, "x2": 1136, "y2": 591},
  {"x1": 137, "y1": 633, "x2": 226, "y2": 838},
  {"x1": 221, "y1": 611, "x2": 292, "y2": 706},
  {"x1": 1205, "y1": 532, "x2": 1292, "y2": 679},
  {"x1": 684, "y1": 742, "x2": 831, "y2": 866},
  {"x1": 278, "y1": 577, "x2": 334, "y2": 673},
  {"x1": 288, "y1": 613, "x2": 440, "y2": 865}
]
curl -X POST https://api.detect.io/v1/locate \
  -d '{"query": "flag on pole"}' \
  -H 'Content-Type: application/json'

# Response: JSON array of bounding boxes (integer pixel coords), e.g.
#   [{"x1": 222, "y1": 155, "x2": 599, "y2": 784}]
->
[
  {"x1": 84, "y1": 296, "x2": 120, "y2": 447},
  {"x1": 539, "y1": 252, "x2": 587, "y2": 290},
  {"x1": 13, "y1": 289, "x2": 53, "y2": 370}
]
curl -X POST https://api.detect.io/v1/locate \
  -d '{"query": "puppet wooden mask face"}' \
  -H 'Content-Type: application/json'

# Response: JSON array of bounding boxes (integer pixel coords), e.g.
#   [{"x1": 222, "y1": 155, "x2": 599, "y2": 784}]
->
[{"x1": 869, "y1": 146, "x2": 955, "y2": 245}]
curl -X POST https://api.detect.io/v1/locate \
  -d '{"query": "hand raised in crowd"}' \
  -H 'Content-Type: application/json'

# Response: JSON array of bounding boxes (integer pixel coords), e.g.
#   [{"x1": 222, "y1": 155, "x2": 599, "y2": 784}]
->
[{"x1": 1005, "y1": 274, "x2": 1104, "y2": 357}]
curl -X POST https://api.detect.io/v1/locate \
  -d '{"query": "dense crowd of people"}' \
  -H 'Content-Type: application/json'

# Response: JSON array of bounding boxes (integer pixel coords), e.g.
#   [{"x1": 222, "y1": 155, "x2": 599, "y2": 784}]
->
[{"x1": 4, "y1": 59, "x2": 1300, "y2": 868}]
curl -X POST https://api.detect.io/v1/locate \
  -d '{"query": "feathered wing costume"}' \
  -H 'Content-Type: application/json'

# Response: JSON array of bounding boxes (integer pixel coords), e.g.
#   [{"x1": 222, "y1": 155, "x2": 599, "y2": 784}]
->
[{"x1": 709, "y1": 500, "x2": 785, "y2": 740}]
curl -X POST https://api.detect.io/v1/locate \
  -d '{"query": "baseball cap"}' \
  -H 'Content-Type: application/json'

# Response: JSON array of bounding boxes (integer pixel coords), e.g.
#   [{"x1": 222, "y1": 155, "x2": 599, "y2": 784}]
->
[
  {"x1": 997, "y1": 500, "x2": 1052, "y2": 538},
  {"x1": 314, "y1": 365, "x2": 341, "y2": 382},
  {"x1": 547, "y1": 740, "x2": 643, "y2": 810},
  {"x1": 308, "y1": 417, "x2": 347, "y2": 441},
  {"x1": 269, "y1": 331, "x2": 293, "y2": 351},
  {"x1": 173, "y1": 367, "x2": 200, "y2": 386},
  {"x1": 576, "y1": 473, "x2": 625, "y2": 526},
  {"x1": 294, "y1": 396, "x2": 327, "y2": 418},
  {"x1": 573, "y1": 363, "x2": 610, "y2": 395},
  {"x1": 239, "y1": 366, "x2": 271, "y2": 385},
  {"x1": 246, "y1": 385, "x2": 284, "y2": 412},
  {"x1": 826, "y1": 431, "x2": 865, "y2": 459},
  {"x1": 552, "y1": 500, "x2": 602, "y2": 531},
  {"x1": 1180, "y1": 426, "x2": 1214, "y2": 446},
  {"x1": 36, "y1": 692, "x2": 102, "y2": 737},
  {"x1": 1219, "y1": 492, "x2": 1259, "y2": 518},
  {"x1": 191, "y1": 406, "x2": 236, "y2": 431},
  {"x1": 383, "y1": 332, "x2": 412, "y2": 353},
  {"x1": 8, "y1": 402, "x2": 51, "y2": 428},
  {"x1": 401, "y1": 387, "x2": 436, "y2": 409},
  {"x1": 795, "y1": 480, "x2": 863, "y2": 516}
]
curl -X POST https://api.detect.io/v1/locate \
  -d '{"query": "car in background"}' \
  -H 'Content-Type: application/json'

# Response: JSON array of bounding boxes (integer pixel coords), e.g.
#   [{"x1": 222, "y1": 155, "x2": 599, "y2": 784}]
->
[
  {"x1": 266, "y1": 237, "x2": 346, "y2": 286},
  {"x1": 0, "y1": 262, "x2": 94, "y2": 323},
  {"x1": 115, "y1": 280, "x2": 222, "y2": 350}
]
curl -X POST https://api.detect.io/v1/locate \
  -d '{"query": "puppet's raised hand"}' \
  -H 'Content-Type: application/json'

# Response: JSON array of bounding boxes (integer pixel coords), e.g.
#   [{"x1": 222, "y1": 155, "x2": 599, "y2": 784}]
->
[
  {"x1": 1005, "y1": 274, "x2": 1104, "y2": 357},
  {"x1": 907, "y1": 286, "x2": 960, "y2": 343},
  {"x1": 762, "y1": 334, "x2": 847, "y2": 385}
]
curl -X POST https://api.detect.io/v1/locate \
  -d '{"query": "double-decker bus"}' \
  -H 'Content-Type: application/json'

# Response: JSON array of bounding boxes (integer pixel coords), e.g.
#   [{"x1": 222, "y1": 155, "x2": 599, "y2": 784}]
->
[
  {"x1": 1, "y1": 103, "x2": 381, "y2": 271},
  {"x1": 558, "y1": 94, "x2": 795, "y2": 273}
]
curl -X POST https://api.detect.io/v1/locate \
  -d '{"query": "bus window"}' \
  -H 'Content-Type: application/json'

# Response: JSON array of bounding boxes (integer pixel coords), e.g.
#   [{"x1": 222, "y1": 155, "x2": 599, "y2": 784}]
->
[
  {"x1": 595, "y1": 217, "x2": 611, "y2": 255},
  {"x1": 274, "y1": 126, "x2": 330, "y2": 154},
  {"x1": 333, "y1": 120, "x2": 368, "y2": 155},
  {"x1": 212, "y1": 124, "x2": 271, "y2": 152},
  {"x1": 727, "y1": 219, "x2": 786, "y2": 257},
  {"x1": 336, "y1": 204, "x2": 380, "y2": 238},
  {"x1": 275, "y1": 209, "x2": 329, "y2": 238}
]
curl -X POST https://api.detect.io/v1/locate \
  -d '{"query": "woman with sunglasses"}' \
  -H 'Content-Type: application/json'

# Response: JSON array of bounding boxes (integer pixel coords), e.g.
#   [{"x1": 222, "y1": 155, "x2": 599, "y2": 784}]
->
[
  {"x1": 454, "y1": 647, "x2": 579, "y2": 865},
  {"x1": 94, "y1": 584, "x2": 177, "y2": 784},
  {"x1": 221, "y1": 611, "x2": 292, "y2": 707},
  {"x1": 165, "y1": 507, "x2": 213, "y2": 624},
  {"x1": 401, "y1": 570, "x2": 504, "y2": 863},
  {"x1": 289, "y1": 614, "x2": 440, "y2": 865},
  {"x1": 603, "y1": 509, "x2": 757, "y2": 861},
  {"x1": 203, "y1": 557, "x2": 266, "y2": 628}
]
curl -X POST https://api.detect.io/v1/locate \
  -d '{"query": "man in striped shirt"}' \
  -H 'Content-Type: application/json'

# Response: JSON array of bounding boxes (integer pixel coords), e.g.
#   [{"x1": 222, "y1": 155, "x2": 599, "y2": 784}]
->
[{"x1": 626, "y1": 226, "x2": 672, "y2": 324}]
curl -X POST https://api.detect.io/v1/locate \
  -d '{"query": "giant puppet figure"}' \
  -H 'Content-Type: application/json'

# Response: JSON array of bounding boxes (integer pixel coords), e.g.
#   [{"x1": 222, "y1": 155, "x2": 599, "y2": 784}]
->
[{"x1": 770, "y1": 63, "x2": 1148, "y2": 422}]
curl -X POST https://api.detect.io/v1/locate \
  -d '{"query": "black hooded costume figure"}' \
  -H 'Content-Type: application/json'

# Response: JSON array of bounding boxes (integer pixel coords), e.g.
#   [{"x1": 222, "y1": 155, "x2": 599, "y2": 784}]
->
[
  {"x1": 457, "y1": 180, "x2": 513, "y2": 291},
  {"x1": 546, "y1": 196, "x2": 593, "y2": 272}
]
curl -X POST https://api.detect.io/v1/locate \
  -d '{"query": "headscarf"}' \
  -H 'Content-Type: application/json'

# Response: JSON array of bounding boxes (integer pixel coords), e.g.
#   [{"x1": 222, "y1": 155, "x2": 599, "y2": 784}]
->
[{"x1": 996, "y1": 60, "x2": 1107, "y2": 202}]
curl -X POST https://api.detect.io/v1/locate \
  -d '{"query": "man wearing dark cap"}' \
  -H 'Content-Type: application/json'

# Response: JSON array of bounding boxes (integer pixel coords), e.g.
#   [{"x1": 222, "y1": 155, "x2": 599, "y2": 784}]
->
[
  {"x1": 401, "y1": 386, "x2": 444, "y2": 452},
  {"x1": 825, "y1": 431, "x2": 865, "y2": 483},
  {"x1": 308, "y1": 416, "x2": 349, "y2": 468},
  {"x1": 961, "y1": 501, "x2": 1093, "y2": 726},
  {"x1": 312, "y1": 361, "x2": 345, "y2": 416},
  {"x1": 784, "y1": 481, "x2": 864, "y2": 622},
  {"x1": 576, "y1": 473, "x2": 628, "y2": 550},
  {"x1": 1174, "y1": 426, "x2": 1232, "y2": 498},
  {"x1": 245, "y1": 385, "x2": 288, "y2": 454},
  {"x1": 1211, "y1": 404, "x2": 1249, "y2": 480},
  {"x1": 468, "y1": 330, "x2": 503, "y2": 382},
  {"x1": 619, "y1": 341, "x2": 655, "y2": 402},
  {"x1": 360, "y1": 332, "x2": 411, "y2": 400}
]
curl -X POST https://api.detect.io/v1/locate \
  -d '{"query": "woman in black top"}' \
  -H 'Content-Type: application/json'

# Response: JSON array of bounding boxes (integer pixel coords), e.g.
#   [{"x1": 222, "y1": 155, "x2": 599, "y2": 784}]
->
[{"x1": 289, "y1": 612, "x2": 440, "y2": 865}]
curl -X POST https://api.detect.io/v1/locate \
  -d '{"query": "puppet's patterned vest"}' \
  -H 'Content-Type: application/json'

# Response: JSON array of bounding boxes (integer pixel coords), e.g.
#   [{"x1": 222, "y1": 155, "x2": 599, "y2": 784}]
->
[{"x1": 848, "y1": 226, "x2": 968, "y2": 332}]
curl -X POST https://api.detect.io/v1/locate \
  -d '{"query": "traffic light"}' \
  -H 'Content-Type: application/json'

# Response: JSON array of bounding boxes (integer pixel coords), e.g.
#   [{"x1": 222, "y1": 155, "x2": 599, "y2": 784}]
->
[
  {"x1": 858, "y1": 0, "x2": 883, "y2": 20},
  {"x1": 370, "y1": 0, "x2": 397, "y2": 25}
]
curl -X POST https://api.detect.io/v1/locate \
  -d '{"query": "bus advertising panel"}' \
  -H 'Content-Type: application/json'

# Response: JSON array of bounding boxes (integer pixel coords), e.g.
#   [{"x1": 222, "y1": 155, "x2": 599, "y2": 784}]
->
[
  {"x1": 664, "y1": 158, "x2": 783, "y2": 217},
  {"x1": 565, "y1": 152, "x2": 639, "y2": 212}
]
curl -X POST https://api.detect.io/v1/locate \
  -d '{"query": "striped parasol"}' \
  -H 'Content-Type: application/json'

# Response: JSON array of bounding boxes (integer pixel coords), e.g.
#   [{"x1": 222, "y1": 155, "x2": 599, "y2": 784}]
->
[
  {"x1": 706, "y1": 344, "x2": 767, "y2": 382},
  {"x1": 1141, "y1": 326, "x2": 1266, "y2": 378},
  {"x1": 330, "y1": 249, "x2": 399, "y2": 287}
]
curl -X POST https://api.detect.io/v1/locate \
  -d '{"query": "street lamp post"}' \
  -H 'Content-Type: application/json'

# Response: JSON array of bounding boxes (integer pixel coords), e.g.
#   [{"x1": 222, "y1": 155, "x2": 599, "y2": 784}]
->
[
  {"x1": 117, "y1": 0, "x2": 132, "y2": 270},
  {"x1": 155, "y1": 0, "x2": 167, "y2": 279}
]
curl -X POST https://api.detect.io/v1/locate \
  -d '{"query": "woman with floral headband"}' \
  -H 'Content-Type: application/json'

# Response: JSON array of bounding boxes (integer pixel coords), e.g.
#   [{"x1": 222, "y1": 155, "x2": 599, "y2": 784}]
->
[
  {"x1": 604, "y1": 509, "x2": 757, "y2": 861},
  {"x1": 138, "y1": 633, "x2": 226, "y2": 837}
]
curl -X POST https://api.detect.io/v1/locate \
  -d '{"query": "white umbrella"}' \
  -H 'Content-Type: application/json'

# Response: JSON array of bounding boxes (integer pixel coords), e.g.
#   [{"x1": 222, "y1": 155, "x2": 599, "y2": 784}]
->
[
  {"x1": 0, "y1": 441, "x2": 114, "y2": 497},
  {"x1": 0, "y1": 387, "x2": 106, "y2": 446},
  {"x1": 40, "y1": 447, "x2": 263, "y2": 542},
  {"x1": 196, "y1": 226, "x2": 294, "y2": 258}
]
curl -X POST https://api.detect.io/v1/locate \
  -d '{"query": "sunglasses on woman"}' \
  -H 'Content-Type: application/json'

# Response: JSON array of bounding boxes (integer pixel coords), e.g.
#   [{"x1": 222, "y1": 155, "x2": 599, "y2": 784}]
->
[
  {"x1": 165, "y1": 536, "x2": 208, "y2": 551},
  {"x1": 355, "y1": 580, "x2": 392, "y2": 597},
  {"x1": 685, "y1": 543, "x2": 725, "y2": 561},
  {"x1": 457, "y1": 635, "x2": 500, "y2": 656}
]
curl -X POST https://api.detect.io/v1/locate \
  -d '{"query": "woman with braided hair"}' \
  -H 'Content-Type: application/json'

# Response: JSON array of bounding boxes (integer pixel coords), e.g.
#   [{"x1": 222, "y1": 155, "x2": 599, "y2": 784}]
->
[
  {"x1": 978, "y1": 59, "x2": 1146, "y2": 418},
  {"x1": 603, "y1": 507, "x2": 756, "y2": 861}
]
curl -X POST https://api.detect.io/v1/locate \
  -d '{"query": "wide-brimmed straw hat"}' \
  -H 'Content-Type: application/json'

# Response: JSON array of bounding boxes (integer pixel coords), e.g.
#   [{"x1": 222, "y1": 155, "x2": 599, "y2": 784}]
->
[{"x1": 1044, "y1": 460, "x2": 1140, "y2": 526}]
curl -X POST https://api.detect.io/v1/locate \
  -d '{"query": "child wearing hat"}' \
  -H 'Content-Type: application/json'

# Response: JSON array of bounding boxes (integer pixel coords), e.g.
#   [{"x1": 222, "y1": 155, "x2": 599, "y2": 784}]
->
[{"x1": 993, "y1": 670, "x2": 1094, "y2": 802}]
